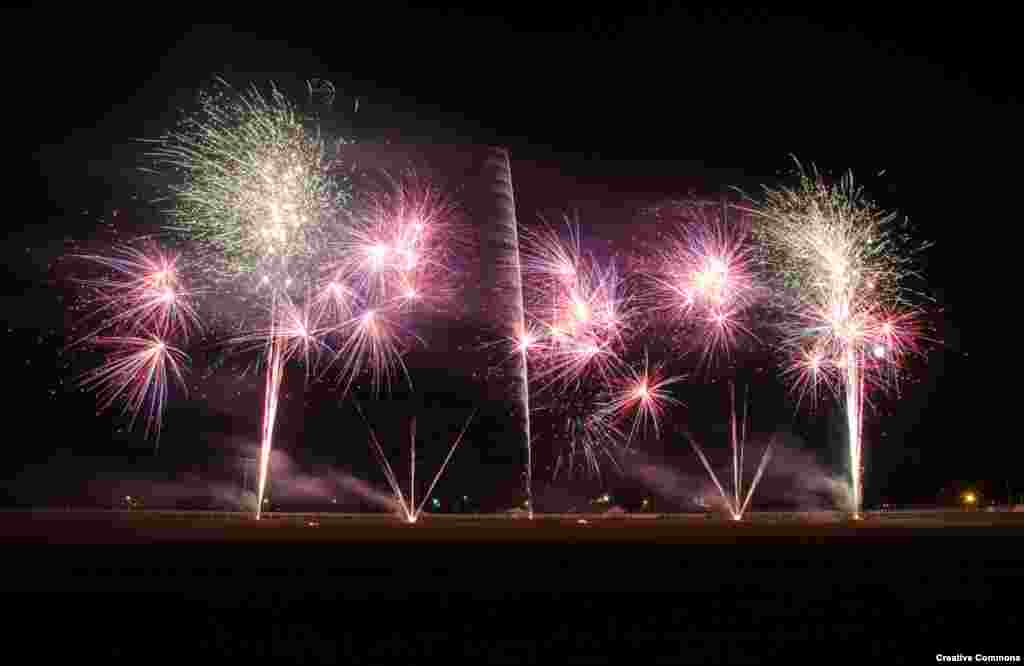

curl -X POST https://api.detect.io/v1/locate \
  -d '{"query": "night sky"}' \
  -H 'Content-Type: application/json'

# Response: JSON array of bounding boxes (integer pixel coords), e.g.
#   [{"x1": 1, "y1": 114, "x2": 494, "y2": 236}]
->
[{"x1": 12, "y1": 9, "x2": 1000, "y2": 509}]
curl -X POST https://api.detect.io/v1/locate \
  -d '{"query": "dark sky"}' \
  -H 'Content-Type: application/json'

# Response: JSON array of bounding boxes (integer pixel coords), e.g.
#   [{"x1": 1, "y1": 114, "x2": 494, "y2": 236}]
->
[{"x1": 11, "y1": 9, "x2": 1001, "y2": 507}]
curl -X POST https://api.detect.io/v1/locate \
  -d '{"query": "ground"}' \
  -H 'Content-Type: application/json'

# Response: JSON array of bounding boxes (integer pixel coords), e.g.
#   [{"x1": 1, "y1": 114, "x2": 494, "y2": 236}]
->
[{"x1": 6, "y1": 510, "x2": 1021, "y2": 659}]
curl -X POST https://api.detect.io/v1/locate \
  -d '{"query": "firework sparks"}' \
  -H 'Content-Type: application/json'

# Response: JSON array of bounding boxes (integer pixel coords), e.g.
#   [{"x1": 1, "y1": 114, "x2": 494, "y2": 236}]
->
[
  {"x1": 148, "y1": 79, "x2": 359, "y2": 517},
  {"x1": 326, "y1": 307, "x2": 420, "y2": 397},
  {"x1": 147, "y1": 78, "x2": 351, "y2": 276},
  {"x1": 329, "y1": 176, "x2": 461, "y2": 310},
  {"x1": 647, "y1": 201, "x2": 762, "y2": 368},
  {"x1": 685, "y1": 383, "x2": 772, "y2": 521},
  {"x1": 601, "y1": 352, "x2": 685, "y2": 443},
  {"x1": 519, "y1": 219, "x2": 636, "y2": 393},
  {"x1": 551, "y1": 410, "x2": 626, "y2": 481},
  {"x1": 355, "y1": 405, "x2": 476, "y2": 523},
  {"x1": 76, "y1": 336, "x2": 188, "y2": 445},
  {"x1": 70, "y1": 243, "x2": 202, "y2": 346},
  {"x1": 750, "y1": 163, "x2": 929, "y2": 513}
]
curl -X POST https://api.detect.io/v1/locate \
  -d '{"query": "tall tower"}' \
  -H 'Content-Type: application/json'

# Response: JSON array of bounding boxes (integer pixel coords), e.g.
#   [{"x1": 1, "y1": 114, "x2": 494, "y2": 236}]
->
[{"x1": 475, "y1": 147, "x2": 533, "y2": 516}]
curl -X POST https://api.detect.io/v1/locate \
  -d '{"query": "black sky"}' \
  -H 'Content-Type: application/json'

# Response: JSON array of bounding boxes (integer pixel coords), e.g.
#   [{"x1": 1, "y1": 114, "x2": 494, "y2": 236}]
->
[{"x1": 11, "y1": 8, "x2": 1001, "y2": 505}]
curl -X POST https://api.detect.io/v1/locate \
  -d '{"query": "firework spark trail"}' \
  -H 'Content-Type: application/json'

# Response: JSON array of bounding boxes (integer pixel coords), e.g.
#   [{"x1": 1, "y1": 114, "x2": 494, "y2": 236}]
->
[
  {"x1": 749, "y1": 164, "x2": 928, "y2": 514},
  {"x1": 256, "y1": 330, "x2": 285, "y2": 520},
  {"x1": 76, "y1": 336, "x2": 188, "y2": 447},
  {"x1": 684, "y1": 383, "x2": 772, "y2": 520}
]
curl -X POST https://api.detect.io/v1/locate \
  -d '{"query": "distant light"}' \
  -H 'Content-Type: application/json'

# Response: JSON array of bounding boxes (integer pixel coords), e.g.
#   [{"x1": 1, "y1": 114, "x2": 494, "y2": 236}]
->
[
  {"x1": 964, "y1": 492, "x2": 977, "y2": 505},
  {"x1": 873, "y1": 345, "x2": 886, "y2": 359}
]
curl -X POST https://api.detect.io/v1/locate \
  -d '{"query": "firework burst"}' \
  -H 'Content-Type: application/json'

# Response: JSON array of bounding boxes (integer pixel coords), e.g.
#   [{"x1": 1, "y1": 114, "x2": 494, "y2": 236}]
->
[
  {"x1": 329, "y1": 176, "x2": 461, "y2": 309},
  {"x1": 601, "y1": 351, "x2": 685, "y2": 443},
  {"x1": 147, "y1": 78, "x2": 351, "y2": 277},
  {"x1": 70, "y1": 242, "x2": 202, "y2": 346},
  {"x1": 519, "y1": 218, "x2": 637, "y2": 393},
  {"x1": 646, "y1": 201, "x2": 763, "y2": 369},
  {"x1": 75, "y1": 336, "x2": 188, "y2": 444},
  {"x1": 749, "y1": 163, "x2": 930, "y2": 513}
]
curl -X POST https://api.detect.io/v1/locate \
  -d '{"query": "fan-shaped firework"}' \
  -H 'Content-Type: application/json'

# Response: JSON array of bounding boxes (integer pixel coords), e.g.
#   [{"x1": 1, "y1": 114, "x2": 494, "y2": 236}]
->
[
  {"x1": 749, "y1": 163, "x2": 929, "y2": 514},
  {"x1": 685, "y1": 383, "x2": 773, "y2": 521}
]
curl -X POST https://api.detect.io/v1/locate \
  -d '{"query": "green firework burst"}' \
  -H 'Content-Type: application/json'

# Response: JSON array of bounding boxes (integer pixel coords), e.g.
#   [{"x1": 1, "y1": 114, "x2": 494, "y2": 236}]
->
[{"x1": 149, "y1": 79, "x2": 353, "y2": 276}]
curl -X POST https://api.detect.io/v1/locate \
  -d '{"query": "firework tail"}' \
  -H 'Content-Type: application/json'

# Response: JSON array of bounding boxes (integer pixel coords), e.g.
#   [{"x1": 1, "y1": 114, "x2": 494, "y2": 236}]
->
[
  {"x1": 478, "y1": 147, "x2": 533, "y2": 518},
  {"x1": 846, "y1": 347, "x2": 864, "y2": 515},
  {"x1": 255, "y1": 300, "x2": 285, "y2": 520}
]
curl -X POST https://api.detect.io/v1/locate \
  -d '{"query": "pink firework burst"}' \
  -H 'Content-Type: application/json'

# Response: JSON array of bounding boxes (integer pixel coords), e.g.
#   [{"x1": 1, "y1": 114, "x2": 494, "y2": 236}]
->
[
  {"x1": 519, "y1": 219, "x2": 637, "y2": 392},
  {"x1": 76, "y1": 336, "x2": 188, "y2": 443},
  {"x1": 329, "y1": 177, "x2": 460, "y2": 310},
  {"x1": 71, "y1": 242, "x2": 202, "y2": 346},
  {"x1": 326, "y1": 306, "x2": 421, "y2": 397},
  {"x1": 646, "y1": 202, "x2": 762, "y2": 368},
  {"x1": 601, "y1": 352, "x2": 685, "y2": 442}
]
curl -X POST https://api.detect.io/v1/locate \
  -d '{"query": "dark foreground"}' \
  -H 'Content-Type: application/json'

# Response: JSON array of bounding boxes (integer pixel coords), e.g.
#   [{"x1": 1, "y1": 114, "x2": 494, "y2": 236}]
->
[{"x1": 6, "y1": 510, "x2": 1022, "y2": 661}]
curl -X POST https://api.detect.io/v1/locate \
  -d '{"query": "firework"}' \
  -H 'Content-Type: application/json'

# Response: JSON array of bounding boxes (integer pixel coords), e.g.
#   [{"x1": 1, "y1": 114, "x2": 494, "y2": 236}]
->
[
  {"x1": 148, "y1": 79, "x2": 360, "y2": 517},
  {"x1": 70, "y1": 242, "x2": 202, "y2": 346},
  {"x1": 646, "y1": 201, "x2": 762, "y2": 368},
  {"x1": 329, "y1": 176, "x2": 461, "y2": 310},
  {"x1": 76, "y1": 336, "x2": 188, "y2": 445},
  {"x1": 749, "y1": 164, "x2": 928, "y2": 514},
  {"x1": 516, "y1": 218, "x2": 645, "y2": 483},
  {"x1": 601, "y1": 352, "x2": 685, "y2": 443},
  {"x1": 519, "y1": 219, "x2": 636, "y2": 393},
  {"x1": 685, "y1": 382, "x2": 772, "y2": 521},
  {"x1": 326, "y1": 307, "x2": 421, "y2": 397},
  {"x1": 355, "y1": 405, "x2": 476, "y2": 523},
  {"x1": 550, "y1": 408, "x2": 628, "y2": 481},
  {"x1": 148, "y1": 78, "x2": 351, "y2": 277}
]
